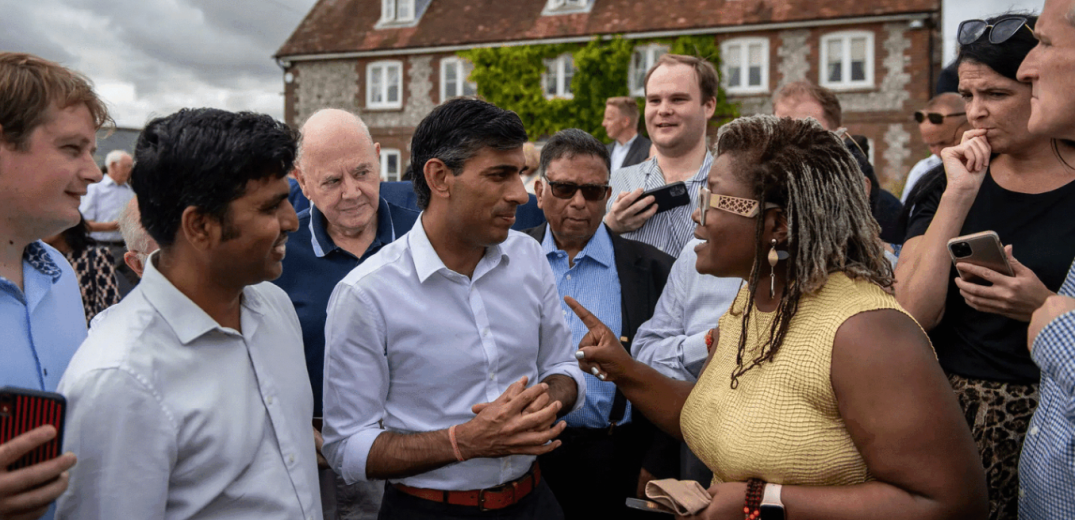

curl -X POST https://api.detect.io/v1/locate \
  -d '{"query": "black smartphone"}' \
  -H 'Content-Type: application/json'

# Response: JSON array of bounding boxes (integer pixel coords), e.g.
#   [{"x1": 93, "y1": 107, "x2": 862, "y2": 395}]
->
[
  {"x1": 0, "y1": 387, "x2": 66, "y2": 471},
  {"x1": 638, "y1": 181, "x2": 690, "y2": 215}
]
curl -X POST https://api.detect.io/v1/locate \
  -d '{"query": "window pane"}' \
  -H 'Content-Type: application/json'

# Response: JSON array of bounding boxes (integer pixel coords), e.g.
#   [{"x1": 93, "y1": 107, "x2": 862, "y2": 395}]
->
[
  {"x1": 563, "y1": 56, "x2": 574, "y2": 95},
  {"x1": 545, "y1": 61, "x2": 557, "y2": 96},
  {"x1": 748, "y1": 66, "x2": 761, "y2": 87},
  {"x1": 387, "y1": 153, "x2": 399, "y2": 174},
  {"x1": 728, "y1": 68, "x2": 741, "y2": 87},
  {"x1": 387, "y1": 65, "x2": 400, "y2": 103},
  {"x1": 826, "y1": 39, "x2": 843, "y2": 83},
  {"x1": 446, "y1": 82, "x2": 457, "y2": 99},
  {"x1": 445, "y1": 62, "x2": 457, "y2": 83},
  {"x1": 397, "y1": 0, "x2": 411, "y2": 19},
  {"x1": 650, "y1": 46, "x2": 668, "y2": 67},
  {"x1": 382, "y1": 0, "x2": 394, "y2": 20},
  {"x1": 748, "y1": 44, "x2": 763, "y2": 66},
  {"x1": 370, "y1": 66, "x2": 383, "y2": 103},
  {"x1": 850, "y1": 37, "x2": 867, "y2": 81},
  {"x1": 725, "y1": 44, "x2": 742, "y2": 68}
]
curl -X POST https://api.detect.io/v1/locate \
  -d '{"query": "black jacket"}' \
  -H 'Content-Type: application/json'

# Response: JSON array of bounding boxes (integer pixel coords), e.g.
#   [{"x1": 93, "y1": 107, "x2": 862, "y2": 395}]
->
[{"x1": 607, "y1": 134, "x2": 652, "y2": 171}]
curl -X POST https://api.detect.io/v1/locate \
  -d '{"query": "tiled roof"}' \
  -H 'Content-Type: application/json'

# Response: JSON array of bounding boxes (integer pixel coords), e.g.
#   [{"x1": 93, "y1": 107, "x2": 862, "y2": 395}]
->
[{"x1": 277, "y1": 0, "x2": 939, "y2": 58}]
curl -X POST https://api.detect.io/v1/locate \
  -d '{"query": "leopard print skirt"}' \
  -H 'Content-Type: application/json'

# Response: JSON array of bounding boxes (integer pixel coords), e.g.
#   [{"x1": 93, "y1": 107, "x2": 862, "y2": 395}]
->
[{"x1": 948, "y1": 373, "x2": 1039, "y2": 520}]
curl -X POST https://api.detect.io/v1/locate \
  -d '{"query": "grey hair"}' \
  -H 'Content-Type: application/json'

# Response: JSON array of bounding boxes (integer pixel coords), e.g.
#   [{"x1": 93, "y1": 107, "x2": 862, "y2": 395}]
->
[
  {"x1": 117, "y1": 198, "x2": 153, "y2": 262},
  {"x1": 538, "y1": 128, "x2": 612, "y2": 181},
  {"x1": 296, "y1": 108, "x2": 374, "y2": 168},
  {"x1": 105, "y1": 149, "x2": 129, "y2": 167}
]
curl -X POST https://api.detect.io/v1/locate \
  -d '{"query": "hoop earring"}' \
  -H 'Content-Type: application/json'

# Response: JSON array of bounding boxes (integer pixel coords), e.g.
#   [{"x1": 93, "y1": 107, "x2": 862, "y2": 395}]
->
[{"x1": 768, "y1": 239, "x2": 788, "y2": 298}]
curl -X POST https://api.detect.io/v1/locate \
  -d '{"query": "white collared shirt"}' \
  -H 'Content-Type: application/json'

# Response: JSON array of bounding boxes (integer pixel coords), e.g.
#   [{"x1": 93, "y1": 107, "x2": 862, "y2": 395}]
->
[
  {"x1": 322, "y1": 217, "x2": 586, "y2": 490},
  {"x1": 900, "y1": 154, "x2": 942, "y2": 203},
  {"x1": 610, "y1": 134, "x2": 638, "y2": 172},
  {"x1": 56, "y1": 253, "x2": 322, "y2": 520},
  {"x1": 78, "y1": 174, "x2": 134, "y2": 242}
]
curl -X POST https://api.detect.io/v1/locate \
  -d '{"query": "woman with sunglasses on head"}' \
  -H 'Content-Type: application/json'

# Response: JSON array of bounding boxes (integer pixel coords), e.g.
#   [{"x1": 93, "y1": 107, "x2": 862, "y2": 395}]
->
[
  {"x1": 895, "y1": 13, "x2": 1075, "y2": 520},
  {"x1": 566, "y1": 115, "x2": 987, "y2": 520}
]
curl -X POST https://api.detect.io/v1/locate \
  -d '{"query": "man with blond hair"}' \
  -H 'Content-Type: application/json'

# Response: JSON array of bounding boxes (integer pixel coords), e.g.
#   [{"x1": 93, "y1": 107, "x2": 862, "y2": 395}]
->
[
  {"x1": 0, "y1": 51, "x2": 111, "y2": 520},
  {"x1": 603, "y1": 97, "x2": 650, "y2": 172}
]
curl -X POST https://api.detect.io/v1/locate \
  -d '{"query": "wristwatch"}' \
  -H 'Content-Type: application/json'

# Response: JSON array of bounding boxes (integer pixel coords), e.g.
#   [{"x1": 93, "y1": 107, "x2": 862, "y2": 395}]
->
[{"x1": 760, "y1": 483, "x2": 785, "y2": 520}]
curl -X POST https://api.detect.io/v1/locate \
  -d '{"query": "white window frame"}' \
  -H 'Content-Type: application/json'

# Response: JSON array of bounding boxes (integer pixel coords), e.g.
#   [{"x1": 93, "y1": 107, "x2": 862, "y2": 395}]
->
[
  {"x1": 720, "y1": 37, "x2": 770, "y2": 95},
  {"x1": 819, "y1": 31, "x2": 875, "y2": 90},
  {"x1": 543, "y1": 0, "x2": 592, "y2": 15},
  {"x1": 379, "y1": 0, "x2": 416, "y2": 24},
  {"x1": 380, "y1": 148, "x2": 402, "y2": 182},
  {"x1": 366, "y1": 60, "x2": 403, "y2": 110},
  {"x1": 440, "y1": 57, "x2": 477, "y2": 102},
  {"x1": 543, "y1": 54, "x2": 574, "y2": 100},
  {"x1": 628, "y1": 44, "x2": 669, "y2": 97}
]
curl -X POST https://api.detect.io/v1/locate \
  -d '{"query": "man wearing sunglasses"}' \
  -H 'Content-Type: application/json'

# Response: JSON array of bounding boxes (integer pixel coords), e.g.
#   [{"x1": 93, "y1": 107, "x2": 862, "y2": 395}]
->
[
  {"x1": 902, "y1": 93, "x2": 969, "y2": 202},
  {"x1": 524, "y1": 128, "x2": 675, "y2": 520}
]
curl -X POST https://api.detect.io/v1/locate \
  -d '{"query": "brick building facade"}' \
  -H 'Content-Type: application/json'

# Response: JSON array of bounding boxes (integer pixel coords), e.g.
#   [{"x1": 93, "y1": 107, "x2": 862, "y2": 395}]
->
[{"x1": 276, "y1": 0, "x2": 943, "y2": 191}]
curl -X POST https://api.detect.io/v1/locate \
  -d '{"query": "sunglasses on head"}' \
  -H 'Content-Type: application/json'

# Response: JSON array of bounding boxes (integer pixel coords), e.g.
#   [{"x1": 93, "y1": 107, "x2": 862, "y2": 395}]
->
[
  {"x1": 957, "y1": 17, "x2": 1033, "y2": 46},
  {"x1": 697, "y1": 187, "x2": 781, "y2": 226},
  {"x1": 914, "y1": 111, "x2": 966, "y2": 124},
  {"x1": 543, "y1": 179, "x2": 610, "y2": 201}
]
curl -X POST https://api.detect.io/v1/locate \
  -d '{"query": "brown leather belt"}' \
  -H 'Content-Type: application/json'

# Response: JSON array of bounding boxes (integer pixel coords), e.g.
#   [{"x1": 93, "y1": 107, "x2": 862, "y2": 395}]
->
[{"x1": 393, "y1": 463, "x2": 541, "y2": 511}]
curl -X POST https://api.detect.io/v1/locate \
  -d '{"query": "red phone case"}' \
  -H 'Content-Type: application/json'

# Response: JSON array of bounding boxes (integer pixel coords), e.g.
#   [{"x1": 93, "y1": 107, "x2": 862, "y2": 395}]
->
[{"x1": 0, "y1": 387, "x2": 66, "y2": 470}]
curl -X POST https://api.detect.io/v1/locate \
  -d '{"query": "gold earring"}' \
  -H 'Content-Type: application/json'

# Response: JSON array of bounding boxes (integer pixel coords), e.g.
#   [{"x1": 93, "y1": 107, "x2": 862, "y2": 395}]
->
[{"x1": 768, "y1": 239, "x2": 788, "y2": 298}]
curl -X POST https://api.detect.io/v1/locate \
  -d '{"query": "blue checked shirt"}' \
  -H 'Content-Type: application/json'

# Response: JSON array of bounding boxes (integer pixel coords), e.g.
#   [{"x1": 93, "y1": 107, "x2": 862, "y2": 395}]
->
[
  {"x1": 541, "y1": 224, "x2": 625, "y2": 428},
  {"x1": 607, "y1": 153, "x2": 712, "y2": 258},
  {"x1": 1019, "y1": 259, "x2": 1075, "y2": 519}
]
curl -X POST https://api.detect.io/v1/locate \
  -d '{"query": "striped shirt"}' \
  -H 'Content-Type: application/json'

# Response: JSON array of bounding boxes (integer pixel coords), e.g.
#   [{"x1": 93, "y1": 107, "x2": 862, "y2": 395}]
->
[
  {"x1": 541, "y1": 224, "x2": 626, "y2": 428},
  {"x1": 607, "y1": 152, "x2": 713, "y2": 258},
  {"x1": 1019, "y1": 258, "x2": 1075, "y2": 519}
]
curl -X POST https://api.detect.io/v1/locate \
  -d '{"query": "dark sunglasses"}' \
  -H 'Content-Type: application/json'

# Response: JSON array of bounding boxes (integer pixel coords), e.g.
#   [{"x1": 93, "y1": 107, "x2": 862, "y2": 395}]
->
[
  {"x1": 914, "y1": 111, "x2": 966, "y2": 124},
  {"x1": 544, "y1": 179, "x2": 610, "y2": 201},
  {"x1": 957, "y1": 17, "x2": 1032, "y2": 46}
]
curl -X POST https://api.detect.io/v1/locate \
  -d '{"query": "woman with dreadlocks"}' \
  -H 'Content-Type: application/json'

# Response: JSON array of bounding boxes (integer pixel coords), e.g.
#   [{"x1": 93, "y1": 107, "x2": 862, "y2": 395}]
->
[{"x1": 566, "y1": 115, "x2": 986, "y2": 519}]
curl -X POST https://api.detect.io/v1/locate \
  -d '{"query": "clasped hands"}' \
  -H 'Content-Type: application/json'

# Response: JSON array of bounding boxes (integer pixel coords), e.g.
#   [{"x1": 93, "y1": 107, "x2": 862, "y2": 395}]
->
[{"x1": 453, "y1": 376, "x2": 566, "y2": 460}]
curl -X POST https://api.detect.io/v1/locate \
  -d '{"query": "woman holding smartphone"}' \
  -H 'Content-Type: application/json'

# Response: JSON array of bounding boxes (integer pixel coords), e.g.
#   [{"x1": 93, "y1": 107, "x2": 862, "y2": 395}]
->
[
  {"x1": 895, "y1": 14, "x2": 1075, "y2": 520},
  {"x1": 568, "y1": 115, "x2": 986, "y2": 520}
]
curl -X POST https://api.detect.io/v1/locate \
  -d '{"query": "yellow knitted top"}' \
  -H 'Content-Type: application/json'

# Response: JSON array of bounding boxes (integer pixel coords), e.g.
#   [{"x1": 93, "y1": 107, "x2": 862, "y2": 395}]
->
[{"x1": 680, "y1": 272, "x2": 918, "y2": 486}]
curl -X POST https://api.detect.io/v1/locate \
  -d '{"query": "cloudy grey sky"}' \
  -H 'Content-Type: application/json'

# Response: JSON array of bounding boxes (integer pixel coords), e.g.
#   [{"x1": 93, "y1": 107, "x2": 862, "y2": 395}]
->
[
  {"x1": 0, "y1": 0, "x2": 1043, "y2": 129},
  {"x1": 0, "y1": 0, "x2": 317, "y2": 128}
]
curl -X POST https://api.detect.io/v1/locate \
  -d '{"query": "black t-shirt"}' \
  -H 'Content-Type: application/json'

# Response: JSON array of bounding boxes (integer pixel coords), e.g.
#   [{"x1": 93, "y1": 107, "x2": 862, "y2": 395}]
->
[{"x1": 905, "y1": 169, "x2": 1075, "y2": 383}]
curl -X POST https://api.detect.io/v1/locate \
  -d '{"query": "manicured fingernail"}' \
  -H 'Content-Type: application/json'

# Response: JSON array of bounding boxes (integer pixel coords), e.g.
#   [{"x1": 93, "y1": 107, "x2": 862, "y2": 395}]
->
[
  {"x1": 591, "y1": 366, "x2": 600, "y2": 376},
  {"x1": 598, "y1": 374, "x2": 606, "y2": 381},
  {"x1": 574, "y1": 350, "x2": 585, "y2": 360}
]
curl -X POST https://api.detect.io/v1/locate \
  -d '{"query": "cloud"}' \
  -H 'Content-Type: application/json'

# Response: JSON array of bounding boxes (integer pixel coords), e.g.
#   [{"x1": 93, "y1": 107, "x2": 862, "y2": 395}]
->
[{"x1": 0, "y1": 0, "x2": 316, "y2": 126}]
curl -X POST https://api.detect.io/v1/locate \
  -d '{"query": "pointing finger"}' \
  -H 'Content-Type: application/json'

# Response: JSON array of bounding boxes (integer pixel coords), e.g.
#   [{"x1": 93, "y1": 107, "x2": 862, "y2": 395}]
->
[{"x1": 564, "y1": 296, "x2": 608, "y2": 333}]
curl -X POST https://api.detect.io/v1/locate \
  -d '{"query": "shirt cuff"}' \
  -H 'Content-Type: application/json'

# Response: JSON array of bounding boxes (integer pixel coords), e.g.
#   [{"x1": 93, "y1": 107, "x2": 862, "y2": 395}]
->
[
  {"x1": 1032, "y1": 310, "x2": 1075, "y2": 395},
  {"x1": 681, "y1": 330, "x2": 711, "y2": 381},
  {"x1": 540, "y1": 362, "x2": 587, "y2": 414},
  {"x1": 334, "y1": 428, "x2": 386, "y2": 484}
]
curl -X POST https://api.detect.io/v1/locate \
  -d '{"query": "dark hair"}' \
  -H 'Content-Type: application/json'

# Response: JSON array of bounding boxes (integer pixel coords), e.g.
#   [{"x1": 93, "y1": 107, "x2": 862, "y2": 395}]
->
[
  {"x1": 409, "y1": 98, "x2": 528, "y2": 210},
  {"x1": 716, "y1": 115, "x2": 893, "y2": 387},
  {"x1": 772, "y1": 81, "x2": 843, "y2": 128},
  {"x1": 644, "y1": 54, "x2": 720, "y2": 105},
  {"x1": 60, "y1": 215, "x2": 96, "y2": 254},
  {"x1": 132, "y1": 108, "x2": 297, "y2": 247},
  {"x1": 956, "y1": 14, "x2": 1039, "y2": 81},
  {"x1": 539, "y1": 129, "x2": 611, "y2": 181}
]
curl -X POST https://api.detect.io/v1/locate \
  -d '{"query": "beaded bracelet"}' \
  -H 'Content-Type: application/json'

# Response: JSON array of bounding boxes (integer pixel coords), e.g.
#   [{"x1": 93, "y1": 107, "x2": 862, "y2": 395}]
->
[
  {"x1": 744, "y1": 478, "x2": 765, "y2": 520},
  {"x1": 705, "y1": 328, "x2": 716, "y2": 353}
]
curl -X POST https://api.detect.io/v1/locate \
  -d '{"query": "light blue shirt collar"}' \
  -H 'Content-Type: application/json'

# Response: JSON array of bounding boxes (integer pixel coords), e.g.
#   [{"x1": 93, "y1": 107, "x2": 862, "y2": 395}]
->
[{"x1": 540, "y1": 223, "x2": 614, "y2": 268}]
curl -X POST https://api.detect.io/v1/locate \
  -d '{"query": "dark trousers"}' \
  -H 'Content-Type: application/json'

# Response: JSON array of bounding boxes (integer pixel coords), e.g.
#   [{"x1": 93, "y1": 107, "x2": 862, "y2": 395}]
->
[
  {"x1": 378, "y1": 479, "x2": 563, "y2": 520},
  {"x1": 538, "y1": 424, "x2": 655, "y2": 520}
]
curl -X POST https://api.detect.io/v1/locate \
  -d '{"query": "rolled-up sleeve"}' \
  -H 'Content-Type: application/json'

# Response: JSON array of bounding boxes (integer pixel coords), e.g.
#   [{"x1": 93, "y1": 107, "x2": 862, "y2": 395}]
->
[
  {"x1": 56, "y1": 368, "x2": 176, "y2": 520},
  {"x1": 322, "y1": 282, "x2": 389, "y2": 484},
  {"x1": 534, "y1": 257, "x2": 586, "y2": 413}
]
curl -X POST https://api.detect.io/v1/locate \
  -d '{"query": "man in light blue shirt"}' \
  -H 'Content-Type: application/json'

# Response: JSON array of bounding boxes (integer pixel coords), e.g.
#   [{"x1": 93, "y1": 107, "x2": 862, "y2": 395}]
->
[
  {"x1": 323, "y1": 99, "x2": 585, "y2": 519},
  {"x1": 79, "y1": 149, "x2": 137, "y2": 292},
  {"x1": 57, "y1": 108, "x2": 321, "y2": 520},
  {"x1": 0, "y1": 51, "x2": 111, "y2": 520},
  {"x1": 523, "y1": 128, "x2": 674, "y2": 520}
]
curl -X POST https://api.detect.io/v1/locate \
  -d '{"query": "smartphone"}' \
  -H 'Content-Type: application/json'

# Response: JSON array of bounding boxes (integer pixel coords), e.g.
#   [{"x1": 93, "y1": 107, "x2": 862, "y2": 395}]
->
[
  {"x1": 625, "y1": 498, "x2": 675, "y2": 515},
  {"x1": 0, "y1": 387, "x2": 66, "y2": 471},
  {"x1": 638, "y1": 182, "x2": 690, "y2": 215},
  {"x1": 947, "y1": 231, "x2": 1014, "y2": 285}
]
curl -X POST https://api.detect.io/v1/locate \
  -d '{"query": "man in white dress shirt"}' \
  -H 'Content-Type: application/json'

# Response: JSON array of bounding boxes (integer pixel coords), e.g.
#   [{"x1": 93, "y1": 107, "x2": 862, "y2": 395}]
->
[
  {"x1": 56, "y1": 108, "x2": 321, "y2": 520},
  {"x1": 80, "y1": 149, "x2": 137, "y2": 292},
  {"x1": 322, "y1": 98, "x2": 586, "y2": 519}
]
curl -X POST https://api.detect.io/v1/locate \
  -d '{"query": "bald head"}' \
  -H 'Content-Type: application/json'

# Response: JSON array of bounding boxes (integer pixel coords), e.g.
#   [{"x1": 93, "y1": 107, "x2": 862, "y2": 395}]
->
[
  {"x1": 117, "y1": 197, "x2": 159, "y2": 278},
  {"x1": 294, "y1": 108, "x2": 382, "y2": 241},
  {"x1": 925, "y1": 92, "x2": 965, "y2": 113}
]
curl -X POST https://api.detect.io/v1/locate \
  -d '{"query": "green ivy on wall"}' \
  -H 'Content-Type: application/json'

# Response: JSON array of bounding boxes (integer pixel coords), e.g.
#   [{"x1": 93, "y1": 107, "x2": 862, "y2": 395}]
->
[{"x1": 459, "y1": 35, "x2": 739, "y2": 142}]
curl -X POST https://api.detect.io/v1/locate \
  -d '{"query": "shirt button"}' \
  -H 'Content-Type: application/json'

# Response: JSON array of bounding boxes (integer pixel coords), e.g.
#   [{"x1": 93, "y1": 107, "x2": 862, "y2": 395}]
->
[
  {"x1": 289, "y1": 454, "x2": 296, "y2": 464},
  {"x1": 1029, "y1": 425, "x2": 1040, "y2": 436},
  {"x1": 267, "y1": 396, "x2": 274, "y2": 405},
  {"x1": 565, "y1": 274, "x2": 572, "y2": 280},
  {"x1": 1019, "y1": 487, "x2": 1026, "y2": 499},
  {"x1": 489, "y1": 372, "x2": 496, "y2": 380},
  {"x1": 483, "y1": 328, "x2": 490, "y2": 337}
]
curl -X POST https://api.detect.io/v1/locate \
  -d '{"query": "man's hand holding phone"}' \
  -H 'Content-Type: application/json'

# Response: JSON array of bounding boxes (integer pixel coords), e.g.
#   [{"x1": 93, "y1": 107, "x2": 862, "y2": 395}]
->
[
  {"x1": 0, "y1": 425, "x2": 76, "y2": 520},
  {"x1": 604, "y1": 188, "x2": 657, "y2": 234}
]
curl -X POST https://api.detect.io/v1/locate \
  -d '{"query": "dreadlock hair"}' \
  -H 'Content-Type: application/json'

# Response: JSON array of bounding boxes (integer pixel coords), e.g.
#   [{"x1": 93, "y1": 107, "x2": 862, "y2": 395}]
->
[{"x1": 717, "y1": 115, "x2": 894, "y2": 388}]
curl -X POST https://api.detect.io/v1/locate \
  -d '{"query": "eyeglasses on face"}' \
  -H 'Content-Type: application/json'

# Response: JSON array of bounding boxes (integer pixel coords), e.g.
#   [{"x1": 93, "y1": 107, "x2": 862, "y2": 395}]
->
[
  {"x1": 697, "y1": 187, "x2": 781, "y2": 226},
  {"x1": 957, "y1": 17, "x2": 1033, "y2": 46},
  {"x1": 543, "y1": 179, "x2": 611, "y2": 201},
  {"x1": 914, "y1": 111, "x2": 967, "y2": 124}
]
